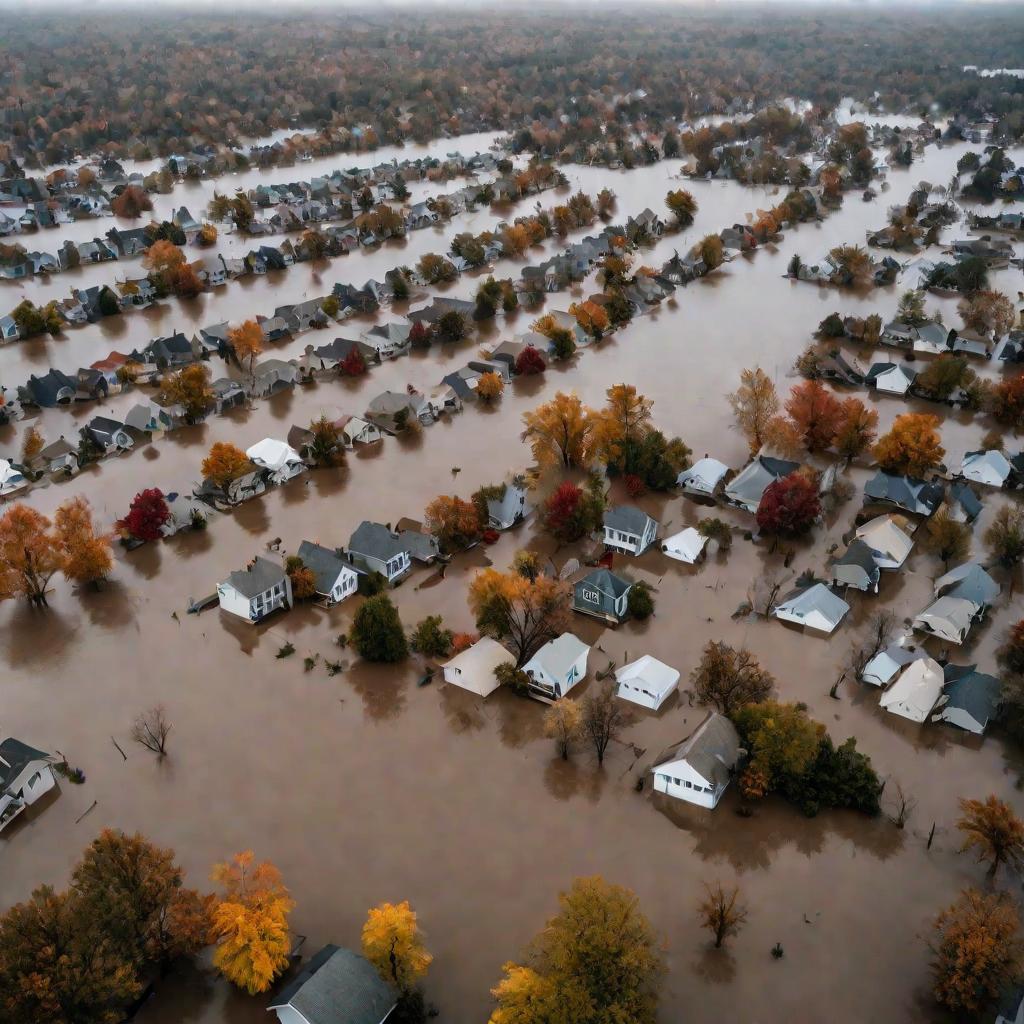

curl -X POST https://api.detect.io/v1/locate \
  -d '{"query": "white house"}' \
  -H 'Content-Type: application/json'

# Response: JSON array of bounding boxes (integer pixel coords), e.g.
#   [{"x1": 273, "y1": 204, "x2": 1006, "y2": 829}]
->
[
  {"x1": 335, "y1": 415, "x2": 382, "y2": 448},
  {"x1": 522, "y1": 633, "x2": 590, "y2": 699},
  {"x1": 931, "y1": 665, "x2": 1001, "y2": 735},
  {"x1": 772, "y1": 584, "x2": 850, "y2": 634},
  {"x1": 861, "y1": 642, "x2": 925, "y2": 687},
  {"x1": 245, "y1": 438, "x2": 306, "y2": 485},
  {"x1": 661, "y1": 527, "x2": 707, "y2": 564},
  {"x1": 854, "y1": 515, "x2": 914, "y2": 570},
  {"x1": 879, "y1": 657, "x2": 944, "y2": 722},
  {"x1": 960, "y1": 449, "x2": 1014, "y2": 488},
  {"x1": 441, "y1": 637, "x2": 512, "y2": 698},
  {"x1": 0, "y1": 737, "x2": 58, "y2": 832},
  {"x1": 615, "y1": 655, "x2": 680, "y2": 711},
  {"x1": 0, "y1": 458, "x2": 28, "y2": 497},
  {"x1": 676, "y1": 457, "x2": 729, "y2": 497},
  {"x1": 360, "y1": 323, "x2": 411, "y2": 360},
  {"x1": 866, "y1": 362, "x2": 916, "y2": 395},
  {"x1": 296, "y1": 541, "x2": 359, "y2": 606},
  {"x1": 603, "y1": 505, "x2": 658, "y2": 556},
  {"x1": 266, "y1": 944, "x2": 397, "y2": 1024},
  {"x1": 346, "y1": 522, "x2": 412, "y2": 583},
  {"x1": 217, "y1": 557, "x2": 292, "y2": 623},
  {"x1": 486, "y1": 483, "x2": 533, "y2": 531},
  {"x1": 651, "y1": 712, "x2": 741, "y2": 809}
]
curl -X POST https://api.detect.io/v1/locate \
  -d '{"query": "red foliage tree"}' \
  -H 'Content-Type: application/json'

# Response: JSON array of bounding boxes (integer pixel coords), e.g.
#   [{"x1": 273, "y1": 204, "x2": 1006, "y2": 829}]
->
[
  {"x1": 987, "y1": 373, "x2": 1024, "y2": 429},
  {"x1": 119, "y1": 489, "x2": 171, "y2": 542},
  {"x1": 515, "y1": 345, "x2": 547, "y2": 376},
  {"x1": 409, "y1": 320, "x2": 431, "y2": 348},
  {"x1": 541, "y1": 482, "x2": 602, "y2": 542},
  {"x1": 340, "y1": 348, "x2": 367, "y2": 377},
  {"x1": 785, "y1": 380, "x2": 843, "y2": 452},
  {"x1": 756, "y1": 472, "x2": 821, "y2": 537}
]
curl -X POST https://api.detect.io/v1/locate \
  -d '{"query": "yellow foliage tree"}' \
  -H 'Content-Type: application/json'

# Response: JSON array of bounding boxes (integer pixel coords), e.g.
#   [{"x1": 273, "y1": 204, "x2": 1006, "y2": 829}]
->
[
  {"x1": 55, "y1": 496, "x2": 113, "y2": 587},
  {"x1": 476, "y1": 371, "x2": 505, "y2": 404},
  {"x1": 520, "y1": 392, "x2": 595, "y2": 469},
  {"x1": 0, "y1": 504, "x2": 66, "y2": 606},
  {"x1": 872, "y1": 413, "x2": 945, "y2": 477},
  {"x1": 591, "y1": 383, "x2": 653, "y2": 466},
  {"x1": 361, "y1": 900, "x2": 432, "y2": 993},
  {"x1": 202, "y1": 442, "x2": 251, "y2": 487},
  {"x1": 210, "y1": 851, "x2": 294, "y2": 995},
  {"x1": 229, "y1": 319, "x2": 264, "y2": 382},
  {"x1": 728, "y1": 367, "x2": 779, "y2": 455}
]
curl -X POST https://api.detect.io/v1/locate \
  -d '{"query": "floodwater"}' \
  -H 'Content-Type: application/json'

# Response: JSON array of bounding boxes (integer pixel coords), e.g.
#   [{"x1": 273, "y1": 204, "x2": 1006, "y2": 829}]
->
[{"x1": 2, "y1": 134, "x2": 1023, "y2": 1024}]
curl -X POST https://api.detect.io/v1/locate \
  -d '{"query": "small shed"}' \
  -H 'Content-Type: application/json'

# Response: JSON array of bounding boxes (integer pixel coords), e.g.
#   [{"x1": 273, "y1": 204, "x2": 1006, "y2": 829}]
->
[
  {"x1": 615, "y1": 655, "x2": 680, "y2": 711},
  {"x1": 772, "y1": 584, "x2": 850, "y2": 634},
  {"x1": 661, "y1": 528, "x2": 707, "y2": 564},
  {"x1": 522, "y1": 633, "x2": 590, "y2": 699},
  {"x1": 880, "y1": 657, "x2": 944, "y2": 722},
  {"x1": 441, "y1": 637, "x2": 512, "y2": 698}
]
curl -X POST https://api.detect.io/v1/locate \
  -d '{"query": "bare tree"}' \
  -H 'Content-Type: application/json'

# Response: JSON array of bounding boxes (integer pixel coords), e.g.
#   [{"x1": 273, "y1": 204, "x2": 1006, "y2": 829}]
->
[
  {"x1": 131, "y1": 705, "x2": 171, "y2": 756},
  {"x1": 581, "y1": 683, "x2": 633, "y2": 765},
  {"x1": 698, "y1": 882, "x2": 748, "y2": 949},
  {"x1": 749, "y1": 570, "x2": 787, "y2": 616},
  {"x1": 846, "y1": 609, "x2": 899, "y2": 680},
  {"x1": 885, "y1": 780, "x2": 917, "y2": 829}
]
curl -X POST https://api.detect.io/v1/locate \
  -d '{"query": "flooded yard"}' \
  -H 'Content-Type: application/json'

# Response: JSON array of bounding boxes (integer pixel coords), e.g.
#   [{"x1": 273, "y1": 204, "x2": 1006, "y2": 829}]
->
[{"x1": 2, "y1": 135, "x2": 1023, "y2": 1023}]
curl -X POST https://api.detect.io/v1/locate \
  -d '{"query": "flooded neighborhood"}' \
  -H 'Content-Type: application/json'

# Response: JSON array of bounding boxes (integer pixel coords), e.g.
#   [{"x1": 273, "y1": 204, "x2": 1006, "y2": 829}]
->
[{"x1": 2, "y1": 5, "x2": 1024, "y2": 1024}]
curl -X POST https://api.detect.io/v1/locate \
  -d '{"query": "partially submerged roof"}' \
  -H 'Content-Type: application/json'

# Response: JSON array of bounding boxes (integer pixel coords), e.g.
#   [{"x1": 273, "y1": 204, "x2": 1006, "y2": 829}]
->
[
  {"x1": 615, "y1": 655, "x2": 680, "y2": 699},
  {"x1": 224, "y1": 557, "x2": 286, "y2": 599},
  {"x1": 879, "y1": 657, "x2": 944, "y2": 722},
  {"x1": 935, "y1": 562, "x2": 999, "y2": 606},
  {"x1": 0, "y1": 738, "x2": 54, "y2": 789},
  {"x1": 296, "y1": 541, "x2": 350, "y2": 595},
  {"x1": 862, "y1": 642, "x2": 925, "y2": 687},
  {"x1": 661, "y1": 527, "x2": 707, "y2": 564},
  {"x1": 677, "y1": 457, "x2": 729, "y2": 493},
  {"x1": 855, "y1": 514, "x2": 914, "y2": 569},
  {"x1": 442, "y1": 637, "x2": 512, "y2": 698},
  {"x1": 863, "y1": 472, "x2": 943, "y2": 516},
  {"x1": 526, "y1": 633, "x2": 590, "y2": 678},
  {"x1": 935, "y1": 664, "x2": 1001, "y2": 732},
  {"x1": 576, "y1": 568, "x2": 631, "y2": 600},
  {"x1": 652, "y1": 712, "x2": 741, "y2": 788},
  {"x1": 725, "y1": 456, "x2": 798, "y2": 512},
  {"x1": 604, "y1": 505, "x2": 655, "y2": 535},
  {"x1": 773, "y1": 583, "x2": 850, "y2": 634},
  {"x1": 349, "y1": 521, "x2": 408, "y2": 561}
]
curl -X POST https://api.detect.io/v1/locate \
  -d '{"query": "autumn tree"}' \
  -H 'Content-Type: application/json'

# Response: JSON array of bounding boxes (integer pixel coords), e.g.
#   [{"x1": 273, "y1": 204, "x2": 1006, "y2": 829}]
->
[
  {"x1": 833, "y1": 397, "x2": 879, "y2": 462},
  {"x1": 228, "y1": 319, "x2": 264, "y2": 383},
  {"x1": 921, "y1": 508, "x2": 971, "y2": 568},
  {"x1": 72, "y1": 829, "x2": 211, "y2": 969},
  {"x1": 202, "y1": 442, "x2": 251, "y2": 487},
  {"x1": 698, "y1": 883, "x2": 747, "y2": 949},
  {"x1": 468, "y1": 569, "x2": 570, "y2": 666},
  {"x1": 350, "y1": 594, "x2": 408, "y2": 663},
  {"x1": 417, "y1": 252, "x2": 457, "y2": 284},
  {"x1": 55, "y1": 496, "x2": 113, "y2": 588},
  {"x1": 142, "y1": 238, "x2": 184, "y2": 275},
  {"x1": 521, "y1": 392, "x2": 595, "y2": 469},
  {"x1": 284, "y1": 556, "x2": 317, "y2": 600},
  {"x1": 118, "y1": 489, "x2": 170, "y2": 543},
  {"x1": 111, "y1": 184, "x2": 152, "y2": 218},
  {"x1": 581, "y1": 683, "x2": 633, "y2": 765},
  {"x1": 958, "y1": 289, "x2": 1015, "y2": 337},
  {"x1": 592, "y1": 383, "x2": 654, "y2": 468},
  {"x1": 307, "y1": 416, "x2": 342, "y2": 467},
  {"x1": 476, "y1": 371, "x2": 505, "y2": 404},
  {"x1": 896, "y1": 289, "x2": 929, "y2": 326},
  {"x1": 691, "y1": 641, "x2": 776, "y2": 716},
  {"x1": 698, "y1": 233, "x2": 724, "y2": 270},
  {"x1": 0, "y1": 504, "x2": 65, "y2": 606},
  {"x1": 425, "y1": 495, "x2": 481, "y2": 551},
  {"x1": 159, "y1": 363, "x2": 214, "y2": 424},
  {"x1": 985, "y1": 373, "x2": 1024, "y2": 429},
  {"x1": 665, "y1": 188, "x2": 698, "y2": 227},
  {"x1": 756, "y1": 471, "x2": 821, "y2": 537},
  {"x1": 762, "y1": 415, "x2": 806, "y2": 460},
  {"x1": 872, "y1": 413, "x2": 944, "y2": 477},
  {"x1": 489, "y1": 876, "x2": 662, "y2": 1024},
  {"x1": 931, "y1": 889, "x2": 1023, "y2": 1014},
  {"x1": 568, "y1": 300, "x2": 610, "y2": 340},
  {"x1": 0, "y1": 884, "x2": 141, "y2": 1024},
  {"x1": 544, "y1": 699, "x2": 583, "y2": 760},
  {"x1": 20, "y1": 425, "x2": 44, "y2": 468},
  {"x1": 957, "y1": 795, "x2": 1024, "y2": 879},
  {"x1": 361, "y1": 901, "x2": 432, "y2": 994},
  {"x1": 985, "y1": 506, "x2": 1024, "y2": 571},
  {"x1": 828, "y1": 243, "x2": 873, "y2": 285},
  {"x1": 514, "y1": 345, "x2": 546, "y2": 376},
  {"x1": 210, "y1": 851, "x2": 294, "y2": 995},
  {"x1": 785, "y1": 380, "x2": 843, "y2": 452},
  {"x1": 915, "y1": 355, "x2": 978, "y2": 403},
  {"x1": 541, "y1": 480, "x2": 605, "y2": 542},
  {"x1": 728, "y1": 367, "x2": 779, "y2": 455},
  {"x1": 733, "y1": 700, "x2": 825, "y2": 795}
]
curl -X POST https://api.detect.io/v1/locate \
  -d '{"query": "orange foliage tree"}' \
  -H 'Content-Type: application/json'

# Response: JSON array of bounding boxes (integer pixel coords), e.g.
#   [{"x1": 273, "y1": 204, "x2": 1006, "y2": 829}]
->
[
  {"x1": 425, "y1": 495, "x2": 481, "y2": 550},
  {"x1": 476, "y1": 371, "x2": 505, "y2": 404},
  {"x1": 872, "y1": 413, "x2": 945, "y2": 477},
  {"x1": 785, "y1": 380, "x2": 843, "y2": 452},
  {"x1": 833, "y1": 397, "x2": 879, "y2": 462},
  {"x1": 229, "y1": 319, "x2": 264, "y2": 382},
  {"x1": 55, "y1": 496, "x2": 114, "y2": 587},
  {"x1": 956, "y1": 794, "x2": 1024, "y2": 879},
  {"x1": 202, "y1": 442, "x2": 251, "y2": 486},
  {"x1": 520, "y1": 392, "x2": 595, "y2": 469},
  {"x1": 0, "y1": 504, "x2": 66, "y2": 606}
]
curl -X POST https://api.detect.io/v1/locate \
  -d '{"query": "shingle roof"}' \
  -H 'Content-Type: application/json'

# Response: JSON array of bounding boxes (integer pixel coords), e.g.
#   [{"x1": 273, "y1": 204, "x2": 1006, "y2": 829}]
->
[
  {"x1": 297, "y1": 541, "x2": 348, "y2": 595},
  {"x1": 0, "y1": 738, "x2": 52, "y2": 790},
  {"x1": 604, "y1": 505, "x2": 653, "y2": 535},
  {"x1": 654, "y1": 712, "x2": 741, "y2": 788},
  {"x1": 226, "y1": 557, "x2": 286, "y2": 599},
  {"x1": 349, "y1": 521, "x2": 407, "y2": 561},
  {"x1": 940, "y1": 665, "x2": 1001, "y2": 729}
]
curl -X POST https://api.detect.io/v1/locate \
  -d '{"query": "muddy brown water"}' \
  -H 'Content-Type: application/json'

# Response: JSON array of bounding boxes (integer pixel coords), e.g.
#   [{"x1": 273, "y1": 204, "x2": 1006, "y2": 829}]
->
[{"x1": 2, "y1": 134, "x2": 1023, "y2": 1024}]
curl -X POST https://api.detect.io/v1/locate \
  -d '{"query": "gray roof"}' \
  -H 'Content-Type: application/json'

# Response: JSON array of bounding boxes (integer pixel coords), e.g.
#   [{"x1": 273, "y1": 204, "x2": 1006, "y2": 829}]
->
[
  {"x1": 225, "y1": 557, "x2": 286, "y2": 599},
  {"x1": 940, "y1": 665, "x2": 1001, "y2": 730},
  {"x1": 577, "y1": 568, "x2": 631, "y2": 600},
  {"x1": 835, "y1": 538, "x2": 879, "y2": 577},
  {"x1": 655, "y1": 712, "x2": 741, "y2": 787},
  {"x1": 604, "y1": 505, "x2": 654, "y2": 536},
  {"x1": 349, "y1": 521, "x2": 408, "y2": 561},
  {"x1": 864, "y1": 471, "x2": 943, "y2": 515},
  {"x1": 297, "y1": 541, "x2": 348, "y2": 595},
  {"x1": 528, "y1": 632, "x2": 589, "y2": 678},
  {"x1": 268, "y1": 945, "x2": 396, "y2": 1024},
  {"x1": 935, "y1": 562, "x2": 1000, "y2": 606},
  {"x1": 725, "y1": 456, "x2": 798, "y2": 509},
  {"x1": 0, "y1": 738, "x2": 52, "y2": 790}
]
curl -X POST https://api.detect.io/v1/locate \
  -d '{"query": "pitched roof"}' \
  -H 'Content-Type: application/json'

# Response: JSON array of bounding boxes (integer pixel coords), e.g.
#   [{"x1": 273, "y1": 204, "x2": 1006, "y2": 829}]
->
[
  {"x1": 526, "y1": 633, "x2": 590, "y2": 679},
  {"x1": 225, "y1": 557, "x2": 286, "y2": 599},
  {"x1": 938, "y1": 664, "x2": 1001, "y2": 730},
  {"x1": 935, "y1": 562, "x2": 999, "y2": 606},
  {"x1": 864, "y1": 471, "x2": 943, "y2": 515},
  {"x1": 653, "y1": 712, "x2": 741, "y2": 787},
  {"x1": 297, "y1": 541, "x2": 350, "y2": 595},
  {"x1": 834, "y1": 538, "x2": 879, "y2": 576},
  {"x1": 577, "y1": 568, "x2": 632, "y2": 600},
  {"x1": 349, "y1": 521, "x2": 408, "y2": 561},
  {"x1": 604, "y1": 505, "x2": 654, "y2": 535},
  {"x1": 0, "y1": 738, "x2": 53, "y2": 790}
]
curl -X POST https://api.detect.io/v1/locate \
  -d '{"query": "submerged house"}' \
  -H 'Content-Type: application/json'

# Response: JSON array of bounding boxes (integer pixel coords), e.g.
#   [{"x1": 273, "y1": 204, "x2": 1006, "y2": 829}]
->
[
  {"x1": 0, "y1": 738, "x2": 58, "y2": 832},
  {"x1": 615, "y1": 655, "x2": 680, "y2": 711},
  {"x1": 931, "y1": 664, "x2": 1001, "y2": 735},
  {"x1": 959, "y1": 449, "x2": 1016, "y2": 489},
  {"x1": 296, "y1": 541, "x2": 358, "y2": 606},
  {"x1": 651, "y1": 712, "x2": 741, "y2": 809},
  {"x1": 880, "y1": 657, "x2": 945, "y2": 723},
  {"x1": 661, "y1": 527, "x2": 708, "y2": 564},
  {"x1": 854, "y1": 515, "x2": 915, "y2": 570},
  {"x1": 677, "y1": 457, "x2": 729, "y2": 498},
  {"x1": 441, "y1": 637, "x2": 511, "y2": 698},
  {"x1": 831, "y1": 539, "x2": 881, "y2": 593},
  {"x1": 572, "y1": 568, "x2": 632, "y2": 624},
  {"x1": 217, "y1": 557, "x2": 292, "y2": 623},
  {"x1": 602, "y1": 505, "x2": 658, "y2": 556},
  {"x1": 485, "y1": 483, "x2": 532, "y2": 531},
  {"x1": 913, "y1": 562, "x2": 999, "y2": 645},
  {"x1": 346, "y1": 521, "x2": 412, "y2": 583},
  {"x1": 245, "y1": 438, "x2": 306, "y2": 485},
  {"x1": 724, "y1": 456, "x2": 799, "y2": 513},
  {"x1": 863, "y1": 472, "x2": 943, "y2": 517},
  {"x1": 773, "y1": 583, "x2": 850, "y2": 635},
  {"x1": 522, "y1": 633, "x2": 590, "y2": 699}
]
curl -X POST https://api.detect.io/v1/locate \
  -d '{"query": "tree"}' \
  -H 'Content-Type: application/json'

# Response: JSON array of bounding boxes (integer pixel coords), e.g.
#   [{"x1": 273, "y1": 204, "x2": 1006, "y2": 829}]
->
[
  {"x1": 541, "y1": 481, "x2": 604, "y2": 543},
  {"x1": 361, "y1": 901, "x2": 432, "y2": 994},
  {"x1": 1000, "y1": 618, "x2": 1024, "y2": 675},
  {"x1": 159, "y1": 363, "x2": 214, "y2": 423},
  {"x1": 984, "y1": 506, "x2": 1024, "y2": 571},
  {"x1": 985, "y1": 373, "x2": 1024, "y2": 429},
  {"x1": 698, "y1": 883, "x2": 747, "y2": 949},
  {"x1": 350, "y1": 594, "x2": 408, "y2": 662},
  {"x1": 627, "y1": 582, "x2": 655, "y2": 620},
  {"x1": 55, "y1": 496, "x2": 113, "y2": 587},
  {"x1": 873, "y1": 413, "x2": 944, "y2": 476},
  {"x1": 417, "y1": 252, "x2": 457, "y2": 284},
  {"x1": 533, "y1": 314, "x2": 576, "y2": 360},
  {"x1": 692, "y1": 641, "x2": 776, "y2": 716},
  {"x1": 915, "y1": 355, "x2": 977, "y2": 402},
  {"x1": 581, "y1": 683, "x2": 632, "y2": 765},
  {"x1": 468, "y1": 569, "x2": 570, "y2": 666},
  {"x1": 698, "y1": 517, "x2": 732, "y2": 552},
  {"x1": 130, "y1": 706, "x2": 172, "y2": 757},
  {"x1": 111, "y1": 184, "x2": 152, "y2": 218},
  {"x1": 118, "y1": 489, "x2": 170, "y2": 543},
  {"x1": 733, "y1": 700, "x2": 824, "y2": 793},
  {"x1": 828, "y1": 243, "x2": 873, "y2": 285},
  {"x1": 728, "y1": 367, "x2": 779, "y2": 455},
  {"x1": 410, "y1": 615, "x2": 453, "y2": 658},
  {"x1": 425, "y1": 495, "x2": 481, "y2": 550},
  {"x1": 932, "y1": 889, "x2": 1023, "y2": 1014},
  {"x1": 833, "y1": 397, "x2": 879, "y2": 462},
  {"x1": 72, "y1": 828, "x2": 210, "y2": 967},
  {"x1": 958, "y1": 289, "x2": 1015, "y2": 337},
  {"x1": 142, "y1": 238, "x2": 185, "y2": 275},
  {"x1": 307, "y1": 416, "x2": 342, "y2": 467},
  {"x1": 20, "y1": 425, "x2": 44, "y2": 468},
  {"x1": 0, "y1": 885, "x2": 141, "y2": 1024},
  {"x1": 897, "y1": 289, "x2": 929, "y2": 325},
  {"x1": 756, "y1": 471, "x2": 821, "y2": 537},
  {"x1": 957, "y1": 795, "x2": 1024, "y2": 878},
  {"x1": 569, "y1": 300, "x2": 610, "y2": 340},
  {"x1": 698, "y1": 234, "x2": 724, "y2": 270},
  {"x1": 0, "y1": 504, "x2": 65, "y2": 606},
  {"x1": 489, "y1": 877, "x2": 662, "y2": 1024},
  {"x1": 514, "y1": 345, "x2": 546, "y2": 376},
  {"x1": 284, "y1": 556, "x2": 317, "y2": 600},
  {"x1": 198, "y1": 223, "x2": 218, "y2": 247},
  {"x1": 544, "y1": 700, "x2": 583, "y2": 760},
  {"x1": 202, "y1": 442, "x2": 251, "y2": 487},
  {"x1": 592, "y1": 383, "x2": 653, "y2": 468},
  {"x1": 210, "y1": 851, "x2": 293, "y2": 995},
  {"x1": 919, "y1": 508, "x2": 971, "y2": 568},
  {"x1": 436, "y1": 309, "x2": 468, "y2": 342},
  {"x1": 229, "y1": 319, "x2": 264, "y2": 383},
  {"x1": 340, "y1": 347, "x2": 368, "y2": 377},
  {"x1": 785, "y1": 380, "x2": 843, "y2": 452},
  {"x1": 665, "y1": 188, "x2": 697, "y2": 227},
  {"x1": 521, "y1": 392, "x2": 595, "y2": 469},
  {"x1": 476, "y1": 371, "x2": 505, "y2": 404}
]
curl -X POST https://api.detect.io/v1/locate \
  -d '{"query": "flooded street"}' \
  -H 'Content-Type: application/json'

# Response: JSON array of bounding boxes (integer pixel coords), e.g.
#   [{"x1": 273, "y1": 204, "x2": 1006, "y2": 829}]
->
[{"x1": 2, "y1": 134, "x2": 1023, "y2": 1023}]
